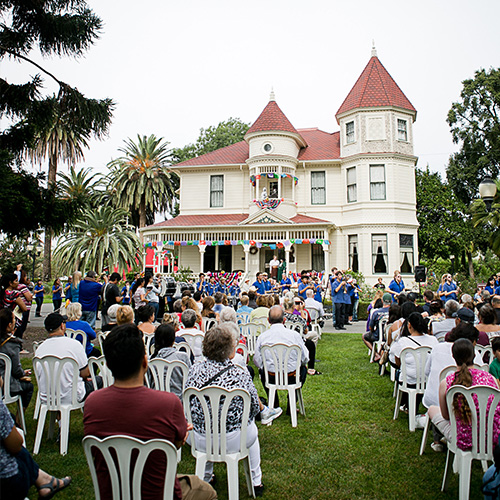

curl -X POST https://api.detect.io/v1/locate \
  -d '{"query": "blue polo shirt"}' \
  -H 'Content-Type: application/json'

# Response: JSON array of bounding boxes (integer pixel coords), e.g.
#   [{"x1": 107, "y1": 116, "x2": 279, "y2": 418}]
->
[
  {"x1": 78, "y1": 279, "x2": 103, "y2": 311},
  {"x1": 313, "y1": 284, "x2": 322, "y2": 302},
  {"x1": 263, "y1": 280, "x2": 272, "y2": 293},
  {"x1": 331, "y1": 279, "x2": 346, "y2": 304},
  {"x1": 252, "y1": 280, "x2": 266, "y2": 295},
  {"x1": 229, "y1": 285, "x2": 240, "y2": 296},
  {"x1": 34, "y1": 285, "x2": 44, "y2": 298},
  {"x1": 388, "y1": 279, "x2": 405, "y2": 301},
  {"x1": 298, "y1": 282, "x2": 310, "y2": 300},
  {"x1": 217, "y1": 283, "x2": 229, "y2": 295},
  {"x1": 205, "y1": 283, "x2": 217, "y2": 296},
  {"x1": 444, "y1": 282, "x2": 458, "y2": 302},
  {"x1": 281, "y1": 278, "x2": 292, "y2": 293}
]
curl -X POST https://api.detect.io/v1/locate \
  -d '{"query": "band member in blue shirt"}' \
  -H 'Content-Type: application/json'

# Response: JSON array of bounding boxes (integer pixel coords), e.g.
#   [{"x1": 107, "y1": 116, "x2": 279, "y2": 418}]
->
[
  {"x1": 205, "y1": 276, "x2": 217, "y2": 296},
  {"x1": 252, "y1": 272, "x2": 266, "y2": 295},
  {"x1": 331, "y1": 271, "x2": 348, "y2": 329},
  {"x1": 387, "y1": 273, "x2": 405, "y2": 302},
  {"x1": 196, "y1": 273, "x2": 206, "y2": 295},
  {"x1": 298, "y1": 274, "x2": 314, "y2": 301},
  {"x1": 280, "y1": 273, "x2": 292, "y2": 294}
]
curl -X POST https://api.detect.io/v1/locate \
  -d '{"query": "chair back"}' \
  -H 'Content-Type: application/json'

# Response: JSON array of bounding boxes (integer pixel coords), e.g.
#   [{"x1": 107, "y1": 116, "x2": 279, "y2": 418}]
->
[
  {"x1": 179, "y1": 332, "x2": 204, "y2": 360},
  {"x1": 174, "y1": 341, "x2": 192, "y2": 359},
  {"x1": 32, "y1": 340, "x2": 44, "y2": 354},
  {"x1": 146, "y1": 358, "x2": 189, "y2": 393},
  {"x1": 88, "y1": 356, "x2": 114, "y2": 389},
  {"x1": 399, "y1": 346, "x2": 432, "y2": 392},
  {"x1": 83, "y1": 434, "x2": 178, "y2": 500},
  {"x1": 236, "y1": 342, "x2": 248, "y2": 361},
  {"x1": 143, "y1": 333, "x2": 155, "y2": 358},
  {"x1": 236, "y1": 312, "x2": 250, "y2": 325},
  {"x1": 65, "y1": 328, "x2": 87, "y2": 348},
  {"x1": 240, "y1": 322, "x2": 261, "y2": 356},
  {"x1": 33, "y1": 356, "x2": 82, "y2": 409},
  {"x1": 475, "y1": 344, "x2": 493, "y2": 364},
  {"x1": 183, "y1": 386, "x2": 251, "y2": 462},
  {"x1": 97, "y1": 332, "x2": 109, "y2": 352},
  {"x1": 446, "y1": 384, "x2": 500, "y2": 461},
  {"x1": 378, "y1": 316, "x2": 389, "y2": 342},
  {"x1": 439, "y1": 365, "x2": 457, "y2": 383},
  {"x1": 0, "y1": 353, "x2": 16, "y2": 403},
  {"x1": 305, "y1": 307, "x2": 319, "y2": 321},
  {"x1": 261, "y1": 343, "x2": 302, "y2": 390},
  {"x1": 253, "y1": 318, "x2": 269, "y2": 331},
  {"x1": 203, "y1": 317, "x2": 217, "y2": 332},
  {"x1": 284, "y1": 320, "x2": 305, "y2": 338}
]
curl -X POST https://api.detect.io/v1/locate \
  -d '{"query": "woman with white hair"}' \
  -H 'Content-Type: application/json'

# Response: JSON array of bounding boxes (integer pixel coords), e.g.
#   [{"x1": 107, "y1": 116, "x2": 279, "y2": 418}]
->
[
  {"x1": 65, "y1": 302, "x2": 100, "y2": 357},
  {"x1": 102, "y1": 304, "x2": 119, "y2": 332}
]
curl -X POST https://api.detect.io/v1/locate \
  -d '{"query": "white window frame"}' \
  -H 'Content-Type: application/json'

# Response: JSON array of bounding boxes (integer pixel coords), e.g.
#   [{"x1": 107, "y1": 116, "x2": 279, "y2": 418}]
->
[
  {"x1": 346, "y1": 121, "x2": 355, "y2": 144},
  {"x1": 370, "y1": 164, "x2": 386, "y2": 201},
  {"x1": 399, "y1": 234, "x2": 414, "y2": 274},
  {"x1": 372, "y1": 234, "x2": 388, "y2": 275},
  {"x1": 397, "y1": 119, "x2": 408, "y2": 142},
  {"x1": 210, "y1": 175, "x2": 224, "y2": 208},
  {"x1": 311, "y1": 171, "x2": 326, "y2": 205},
  {"x1": 347, "y1": 166, "x2": 357, "y2": 203},
  {"x1": 348, "y1": 235, "x2": 359, "y2": 272}
]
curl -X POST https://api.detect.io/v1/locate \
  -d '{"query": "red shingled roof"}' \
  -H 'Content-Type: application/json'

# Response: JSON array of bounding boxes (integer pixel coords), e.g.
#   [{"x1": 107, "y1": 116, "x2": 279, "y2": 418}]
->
[
  {"x1": 147, "y1": 213, "x2": 330, "y2": 229},
  {"x1": 336, "y1": 56, "x2": 416, "y2": 117},
  {"x1": 175, "y1": 129, "x2": 340, "y2": 167},
  {"x1": 245, "y1": 100, "x2": 306, "y2": 144}
]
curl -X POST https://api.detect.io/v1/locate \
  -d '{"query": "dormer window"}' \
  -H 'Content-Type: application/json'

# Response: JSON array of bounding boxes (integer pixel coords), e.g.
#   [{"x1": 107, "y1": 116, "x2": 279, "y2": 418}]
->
[
  {"x1": 346, "y1": 121, "x2": 355, "y2": 144},
  {"x1": 262, "y1": 142, "x2": 273, "y2": 153},
  {"x1": 397, "y1": 119, "x2": 408, "y2": 141}
]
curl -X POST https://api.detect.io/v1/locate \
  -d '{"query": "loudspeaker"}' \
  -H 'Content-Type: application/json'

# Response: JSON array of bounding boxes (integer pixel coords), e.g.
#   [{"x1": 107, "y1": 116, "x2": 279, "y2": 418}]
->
[{"x1": 414, "y1": 265, "x2": 426, "y2": 283}]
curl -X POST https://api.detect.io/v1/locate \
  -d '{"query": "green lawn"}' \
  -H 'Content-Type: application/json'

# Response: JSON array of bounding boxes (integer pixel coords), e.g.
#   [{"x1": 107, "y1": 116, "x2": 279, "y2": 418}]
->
[{"x1": 14, "y1": 332, "x2": 487, "y2": 499}]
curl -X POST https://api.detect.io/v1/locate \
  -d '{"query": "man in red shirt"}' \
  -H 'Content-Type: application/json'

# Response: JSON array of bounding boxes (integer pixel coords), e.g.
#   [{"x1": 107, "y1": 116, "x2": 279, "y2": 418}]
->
[{"x1": 83, "y1": 324, "x2": 217, "y2": 500}]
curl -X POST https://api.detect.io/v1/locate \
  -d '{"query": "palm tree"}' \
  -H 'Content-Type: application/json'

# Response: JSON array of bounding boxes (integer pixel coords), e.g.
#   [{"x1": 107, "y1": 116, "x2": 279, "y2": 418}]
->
[
  {"x1": 53, "y1": 205, "x2": 140, "y2": 275},
  {"x1": 58, "y1": 165, "x2": 103, "y2": 212},
  {"x1": 108, "y1": 134, "x2": 179, "y2": 230},
  {"x1": 29, "y1": 92, "x2": 113, "y2": 278}
]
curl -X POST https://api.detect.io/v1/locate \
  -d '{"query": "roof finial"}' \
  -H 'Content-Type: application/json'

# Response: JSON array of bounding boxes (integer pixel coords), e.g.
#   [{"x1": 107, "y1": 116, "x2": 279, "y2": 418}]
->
[
  {"x1": 371, "y1": 40, "x2": 377, "y2": 57},
  {"x1": 269, "y1": 87, "x2": 276, "y2": 102}
]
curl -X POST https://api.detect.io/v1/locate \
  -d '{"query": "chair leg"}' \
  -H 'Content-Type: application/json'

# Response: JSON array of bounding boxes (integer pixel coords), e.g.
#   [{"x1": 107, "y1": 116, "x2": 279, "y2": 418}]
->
[
  {"x1": 441, "y1": 449, "x2": 453, "y2": 492},
  {"x1": 288, "y1": 388, "x2": 298, "y2": 427},
  {"x1": 408, "y1": 392, "x2": 416, "y2": 432},
  {"x1": 33, "y1": 391, "x2": 40, "y2": 420},
  {"x1": 59, "y1": 408, "x2": 70, "y2": 456},
  {"x1": 195, "y1": 456, "x2": 207, "y2": 480},
  {"x1": 297, "y1": 388, "x2": 305, "y2": 416},
  {"x1": 393, "y1": 387, "x2": 401, "y2": 420},
  {"x1": 16, "y1": 397, "x2": 26, "y2": 434},
  {"x1": 177, "y1": 448, "x2": 182, "y2": 463},
  {"x1": 458, "y1": 454, "x2": 472, "y2": 500},
  {"x1": 268, "y1": 387, "x2": 276, "y2": 409},
  {"x1": 419, "y1": 415, "x2": 430, "y2": 455},
  {"x1": 242, "y1": 456, "x2": 255, "y2": 498},
  {"x1": 33, "y1": 406, "x2": 47, "y2": 455},
  {"x1": 226, "y1": 458, "x2": 240, "y2": 500}
]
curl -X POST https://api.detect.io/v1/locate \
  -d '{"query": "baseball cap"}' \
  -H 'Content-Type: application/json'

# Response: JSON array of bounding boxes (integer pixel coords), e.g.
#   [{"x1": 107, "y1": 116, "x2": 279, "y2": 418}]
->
[
  {"x1": 44, "y1": 313, "x2": 67, "y2": 333},
  {"x1": 382, "y1": 293, "x2": 392, "y2": 303},
  {"x1": 86, "y1": 270, "x2": 97, "y2": 278},
  {"x1": 454, "y1": 307, "x2": 475, "y2": 323}
]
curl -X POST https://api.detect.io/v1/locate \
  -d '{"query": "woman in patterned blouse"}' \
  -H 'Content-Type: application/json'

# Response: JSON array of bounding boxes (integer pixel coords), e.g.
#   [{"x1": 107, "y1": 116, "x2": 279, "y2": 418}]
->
[{"x1": 185, "y1": 324, "x2": 265, "y2": 496}]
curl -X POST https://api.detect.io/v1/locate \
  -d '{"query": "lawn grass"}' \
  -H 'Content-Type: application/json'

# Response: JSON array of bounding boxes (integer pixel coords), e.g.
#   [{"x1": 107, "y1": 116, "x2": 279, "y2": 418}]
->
[{"x1": 14, "y1": 331, "x2": 487, "y2": 499}]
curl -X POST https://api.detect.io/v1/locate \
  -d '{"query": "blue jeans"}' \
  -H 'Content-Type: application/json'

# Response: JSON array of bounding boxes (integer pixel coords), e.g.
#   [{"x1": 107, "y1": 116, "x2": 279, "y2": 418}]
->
[
  {"x1": 150, "y1": 301, "x2": 159, "y2": 321},
  {"x1": 81, "y1": 310, "x2": 96, "y2": 329}
]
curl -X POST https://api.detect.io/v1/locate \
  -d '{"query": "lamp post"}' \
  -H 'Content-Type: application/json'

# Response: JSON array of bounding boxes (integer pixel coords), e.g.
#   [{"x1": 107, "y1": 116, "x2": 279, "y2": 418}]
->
[
  {"x1": 26, "y1": 243, "x2": 43, "y2": 281},
  {"x1": 479, "y1": 177, "x2": 497, "y2": 212}
]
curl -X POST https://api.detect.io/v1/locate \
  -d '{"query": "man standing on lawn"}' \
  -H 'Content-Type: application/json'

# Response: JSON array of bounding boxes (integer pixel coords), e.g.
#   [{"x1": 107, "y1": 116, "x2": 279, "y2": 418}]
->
[
  {"x1": 78, "y1": 271, "x2": 104, "y2": 329},
  {"x1": 101, "y1": 272, "x2": 123, "y2": 327},
  {"x1": 83, "y1": 323, "x2": 217, "y2": 500}
]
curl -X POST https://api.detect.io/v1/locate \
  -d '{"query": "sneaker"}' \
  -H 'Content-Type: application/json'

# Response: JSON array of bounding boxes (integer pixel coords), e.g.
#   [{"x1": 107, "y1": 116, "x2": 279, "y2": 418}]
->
[
  {"x1": 415, "y1": 414, "x2": 427, "y2": 429},
  {"x1": 260, "y1": 406, "x2": 283, "y2": 425},
  {"x1": 399, "y1": 405, "x2": 408, "y2": 414},
  {"x1": 431, "y1": 442, "x2": 444, "y2": 452}
]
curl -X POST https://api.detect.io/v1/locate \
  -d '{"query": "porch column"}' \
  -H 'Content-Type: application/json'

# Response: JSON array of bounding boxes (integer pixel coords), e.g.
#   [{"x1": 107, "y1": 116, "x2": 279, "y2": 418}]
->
[
  {"x1": 277, "y1": 167, "x2": 281, "y2": 199},
  {"x1": 243, "y1": 244, "x2": 250, "y2": 275},
  {"x1": 142, "y1": 249, "x2": 147, "y2": 271},
  {"x1": 322, "y1": 243, "x2": 330, "y2": 275},
  {"x1": 285, "y1": 245, "x2": 291, "y2": 275},
  {"x1": 198, "y1": 244, "x2": 206, "y2": 273}
]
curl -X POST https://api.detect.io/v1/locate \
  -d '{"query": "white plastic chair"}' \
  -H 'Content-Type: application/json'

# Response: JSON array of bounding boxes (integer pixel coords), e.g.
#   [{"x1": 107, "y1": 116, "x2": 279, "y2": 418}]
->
[
  {"x1": 475, "y1": 344, "x2": 493, "y2": 365},
  {"x1": 179, "y1": 332, "x2": 205, "y2": 361},
  {"x1": 32, "y1": 355, "x2": 84, "y2": 455},
  {"x1": 393, "y1": 346, "x2": 432, "y2": 432},
  {"x1": 236, "y1": 342, "x2": 248, "y2": 361},
  {"x1": 261, "y1": 343, "x2": 305, "y2": 427},
  {"x1": 146, "y1": 358, "x2": 189, "y2": 393},
  {"x1": 143, "y1": 333, "x2": 155, "y2": 358},
  {"x1": 441, "y1": 384, "x2": 500, "y2": 500},
  {"x1": 97, "y1": 331, "x2": 109, "y2": 352},
  {"x1": 0, "y1": 353, "x2": 26, "y2": 433},
  {"x1": 420, "y1": 364, "x2": 456, "y2": 455},
  {"x1": 203, "y1": 317, "x2": 217, "y2": 332},
  {"x1": 236, "y1": 312, "x2": 250, "y2": 325},
  {"x1": 253, "y1": 318, "x2": 269, "y2": 331},
  {"x1": 65, "y1": 328, "x2": 88, "y2": 349},
  {"x1": 284, "y1": 320, "x2": 305, "y2": 339},
  {"x1": 83, "y1": 434, "x2": 178, "y2": 500},
  {"x1": 88, "y1": 356, "x2": 114, "y2": 390},
  {"x1": 240, "y1": 323, "x2": 261, "y2": 356},
  {"x1": 370, "y1": 316, "x2": 388, "y2": 363},
  {"x1": 183, "y1": 386, "x2": 255, "y2": 500},
  {"x1": 174, "y1": 341, "x2": 192, "y2": 359}
]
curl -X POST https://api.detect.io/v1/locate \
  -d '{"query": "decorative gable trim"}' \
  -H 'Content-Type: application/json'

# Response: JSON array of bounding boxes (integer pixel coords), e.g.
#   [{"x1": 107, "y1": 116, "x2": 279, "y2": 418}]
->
[{"x1": 239, "y1": 208, "x2": 293, "y2": 226}]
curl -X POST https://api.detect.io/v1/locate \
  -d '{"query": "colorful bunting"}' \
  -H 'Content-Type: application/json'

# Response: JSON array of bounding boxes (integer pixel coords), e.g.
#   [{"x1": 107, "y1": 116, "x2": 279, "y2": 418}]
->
[{"x1": 143, "y1": 238, "x2": 331, "y2": 248}]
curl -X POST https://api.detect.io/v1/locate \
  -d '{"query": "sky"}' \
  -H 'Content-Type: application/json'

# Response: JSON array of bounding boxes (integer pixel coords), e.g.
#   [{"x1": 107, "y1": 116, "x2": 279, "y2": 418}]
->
[{"x1": 3, "y1": 0, "x2": 500, "y2": 180}]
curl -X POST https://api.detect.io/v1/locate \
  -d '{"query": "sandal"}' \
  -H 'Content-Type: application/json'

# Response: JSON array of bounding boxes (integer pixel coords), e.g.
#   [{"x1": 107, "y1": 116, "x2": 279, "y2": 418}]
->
[{"x1": 37, "y1": 476, "x2": 72, "y2": 499}]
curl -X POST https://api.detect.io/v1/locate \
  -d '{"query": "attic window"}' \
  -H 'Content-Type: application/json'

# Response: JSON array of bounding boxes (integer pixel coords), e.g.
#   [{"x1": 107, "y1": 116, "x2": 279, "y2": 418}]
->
[
  {"x1": 397, "y1": 119, "x2": 408, "y2": 141},
  {"x1": 346, "y1": 121, "x2": 355, "y2": 144}
]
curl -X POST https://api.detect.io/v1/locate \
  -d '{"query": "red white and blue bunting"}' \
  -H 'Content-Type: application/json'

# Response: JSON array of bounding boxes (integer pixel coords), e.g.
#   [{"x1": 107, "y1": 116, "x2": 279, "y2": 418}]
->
[{"x1": 144, "y1": 238, "x2": 330, "y2": 249}]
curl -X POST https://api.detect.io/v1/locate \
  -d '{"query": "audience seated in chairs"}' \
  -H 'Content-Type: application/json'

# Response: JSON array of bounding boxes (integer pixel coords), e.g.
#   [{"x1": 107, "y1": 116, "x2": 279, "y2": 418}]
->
[
  {"x1": 83, "y1": 323, "x2": 217, "y2": 500},
  {"x1": 0, "y1": 309, "x2": 33, "y2": 425},
  {"x1": 116, "y1": 305, "x2": 135, "y2": 326},
  {"x1": 254, "y1": 306, "x2": 310, "y2": 414},
  {"x1": 137, "y1": 305, "x2": 156, "y2": 335},
  {"x1": 101, "y1": 304, "x2": 119, "y2": 332},
  {"x1": 237, "y1": 295, "x2": 253, "y2": 315},
  {"x1": 35, "y1": 313, "x2": 102, "y2": 405},
  {"x1": 185, "y1": 323, "x2": 277, "y2": 496},
  {"x1": 65, "y1": 302, "x2": 100, "y2": 358},
  {"x1": 363, "y1": 293, "x2": 392, "y2": 362},
  {"x1": 0, "y1": 377, "x2": 71, "y2": 500}
]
